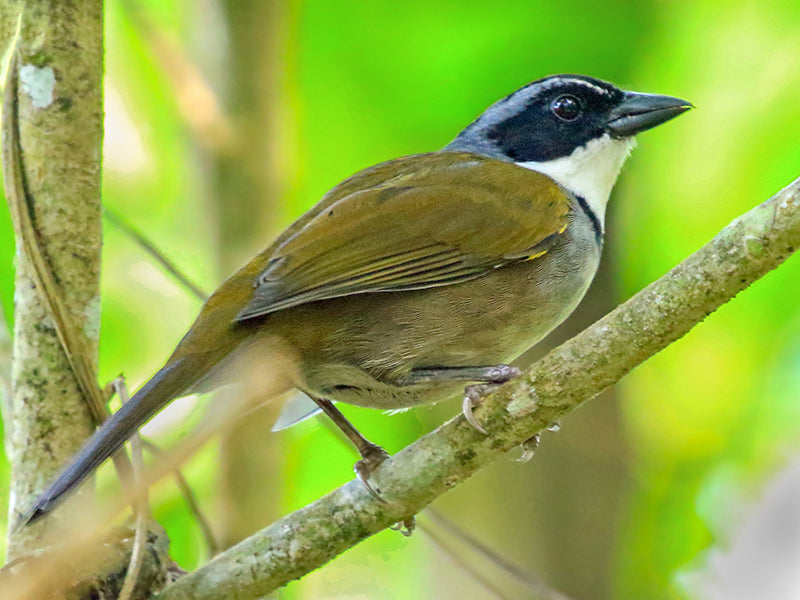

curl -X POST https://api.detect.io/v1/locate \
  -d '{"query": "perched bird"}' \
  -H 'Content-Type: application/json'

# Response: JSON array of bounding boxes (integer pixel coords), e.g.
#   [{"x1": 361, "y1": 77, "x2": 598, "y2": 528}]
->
[{"x1": 25, "y1": 74, "x2": 691, "y2": 524}]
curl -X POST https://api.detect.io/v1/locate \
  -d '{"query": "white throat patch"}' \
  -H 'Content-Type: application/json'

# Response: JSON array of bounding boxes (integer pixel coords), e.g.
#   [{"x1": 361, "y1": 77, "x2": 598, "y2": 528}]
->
[{"x1": 518, "y1": 135, "x2": 635, "y2": 229}]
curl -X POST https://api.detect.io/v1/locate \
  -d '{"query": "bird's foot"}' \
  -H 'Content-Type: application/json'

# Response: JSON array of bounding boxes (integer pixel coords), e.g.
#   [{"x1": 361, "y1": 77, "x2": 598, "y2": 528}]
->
[
  {"x1": 354, "y1": 442, "x2": 390, "y2": 503},
  {"x1": 462, "y1": 366, "x2": 522, "y2": 434},
  {"x1": 390, "y1": 516, "x2": 416, "y2": 537}
]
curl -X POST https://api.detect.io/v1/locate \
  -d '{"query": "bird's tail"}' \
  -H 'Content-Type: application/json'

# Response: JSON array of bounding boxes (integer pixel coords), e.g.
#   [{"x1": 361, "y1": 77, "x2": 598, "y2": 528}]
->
[{"x1": 22, "y1": 356, "x2": 199, "y2": 526}]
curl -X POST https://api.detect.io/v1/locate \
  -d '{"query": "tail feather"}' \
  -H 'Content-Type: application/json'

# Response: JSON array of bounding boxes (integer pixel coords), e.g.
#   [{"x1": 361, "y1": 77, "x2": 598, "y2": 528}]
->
[{"x1": 22, "y1": 357, "x2": 197, "y2": 526}]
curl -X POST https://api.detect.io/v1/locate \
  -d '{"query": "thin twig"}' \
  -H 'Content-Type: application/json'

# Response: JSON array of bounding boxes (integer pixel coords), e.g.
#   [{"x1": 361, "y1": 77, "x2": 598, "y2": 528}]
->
[
  {"x1": 419, "y1": 520, "x2": 511, "y2": 600},
  {"x1": 422, "y1": 509, "x2": 573, "y2": 600},
  {"x1": 141, "y1": 439, "x2": 219, "y2": 556},
  {"x1": 104, "y1": 207, "x2": 209, "y2": 302},
  {"x1": 115, "y1": 377, "x2": 149, "y2": 600},
  {"x1": 80, "y1": 366, "x2": 293, "y2": 534}
]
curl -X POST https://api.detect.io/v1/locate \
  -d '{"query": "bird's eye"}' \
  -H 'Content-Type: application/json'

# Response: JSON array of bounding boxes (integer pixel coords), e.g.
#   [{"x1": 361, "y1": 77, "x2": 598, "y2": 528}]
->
[{"x1": 550, "y1": 95, "x2": 581, "y2": 121}]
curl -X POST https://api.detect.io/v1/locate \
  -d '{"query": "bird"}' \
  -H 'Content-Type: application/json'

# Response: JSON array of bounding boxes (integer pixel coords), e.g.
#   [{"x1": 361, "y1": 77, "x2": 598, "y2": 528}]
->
[{"x1": 23, "y1": 74, "x2": 691, "y2": 524}]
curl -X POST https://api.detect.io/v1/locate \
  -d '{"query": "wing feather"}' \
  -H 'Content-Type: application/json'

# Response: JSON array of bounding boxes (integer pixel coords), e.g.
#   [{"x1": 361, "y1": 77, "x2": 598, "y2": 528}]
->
[{"x1": 236, "y1": 152, "x2": 570, "y2": 321}]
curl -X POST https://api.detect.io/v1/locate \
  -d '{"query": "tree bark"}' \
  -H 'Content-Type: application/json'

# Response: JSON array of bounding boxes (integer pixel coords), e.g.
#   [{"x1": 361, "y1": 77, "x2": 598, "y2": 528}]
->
[
  {"x1": 0, "y1": 305, "x2": 11, "y2": 447},
  {"x1": 156, "y1": 177, "x2": 800, "y2": 599},
  {"x1": 2, "y1": 0, "x2": 104, "y2": 559}
]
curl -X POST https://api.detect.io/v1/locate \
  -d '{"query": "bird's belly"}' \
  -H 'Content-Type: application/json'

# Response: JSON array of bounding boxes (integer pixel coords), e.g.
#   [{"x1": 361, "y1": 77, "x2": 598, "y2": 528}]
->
[{"x1": 277, "y1": 224, "x2": 602, "y2": 410}]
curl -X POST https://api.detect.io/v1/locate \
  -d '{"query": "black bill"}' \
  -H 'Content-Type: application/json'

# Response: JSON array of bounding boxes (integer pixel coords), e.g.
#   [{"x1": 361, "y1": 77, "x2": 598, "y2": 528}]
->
[{"x1": 607, "y1": 91, "x2": 693, "y2": 138}]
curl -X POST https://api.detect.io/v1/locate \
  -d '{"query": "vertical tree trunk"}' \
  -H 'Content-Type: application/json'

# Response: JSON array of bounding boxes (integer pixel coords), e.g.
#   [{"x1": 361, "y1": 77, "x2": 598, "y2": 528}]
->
[
  {"x1": 208, "y1": 0, "x2": 290, "y2": 547},
  {"x1": 2, "y1": 0, "x2": 104, "y2": 559}
]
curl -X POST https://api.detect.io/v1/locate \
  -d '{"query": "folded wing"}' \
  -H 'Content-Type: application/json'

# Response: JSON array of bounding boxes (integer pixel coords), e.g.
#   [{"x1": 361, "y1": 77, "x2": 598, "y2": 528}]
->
[{"x1": 236, "y1": 153, "x2": 570, "y2": 321}]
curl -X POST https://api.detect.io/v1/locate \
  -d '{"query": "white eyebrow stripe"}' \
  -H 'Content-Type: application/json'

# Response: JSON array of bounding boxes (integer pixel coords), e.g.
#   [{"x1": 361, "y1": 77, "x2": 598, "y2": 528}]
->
[{"x1": 536, "y1": 77, "x2": 611, "y2": 96}]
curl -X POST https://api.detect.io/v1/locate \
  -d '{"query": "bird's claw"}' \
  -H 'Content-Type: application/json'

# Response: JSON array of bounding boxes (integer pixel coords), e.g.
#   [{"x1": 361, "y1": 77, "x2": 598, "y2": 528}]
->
[
  {"x1": 354, "y1": 443, "x2": 390, "y2": 503},
  {"x1": 462, "y1": 384, "x2": 499, "y2": 434},
  {"x1": 462, "y1": 365, "x2": 522, "y2": 434},
  {"x1": 390, "y1": 516, "x2": 416, "y2": 537}
]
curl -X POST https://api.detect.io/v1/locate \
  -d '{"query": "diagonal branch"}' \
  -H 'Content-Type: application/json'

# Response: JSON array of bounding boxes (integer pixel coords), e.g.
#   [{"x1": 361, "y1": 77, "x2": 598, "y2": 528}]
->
[
  {"x1": 104, "y1": 208, "x2": 209, "y2": 302},
  {"x1": 156, "y1": 175, "x2": 800, "y2": 599}
]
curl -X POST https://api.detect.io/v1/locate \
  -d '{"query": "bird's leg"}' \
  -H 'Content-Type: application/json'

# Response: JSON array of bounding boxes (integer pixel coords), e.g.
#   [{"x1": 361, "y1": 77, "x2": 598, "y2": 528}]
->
[
  {"x1": 399, "y1": 364, "x2": 522, "y2": 434},
  {"x1": 309, "y1": 396, "x2": 389, "y2": 502}
]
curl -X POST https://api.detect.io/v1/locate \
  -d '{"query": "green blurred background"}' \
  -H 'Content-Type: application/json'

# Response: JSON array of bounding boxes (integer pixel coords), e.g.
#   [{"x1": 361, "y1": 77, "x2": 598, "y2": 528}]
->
[{"x1": 2, "y1": 0, "x2": 800, "y2": 598}]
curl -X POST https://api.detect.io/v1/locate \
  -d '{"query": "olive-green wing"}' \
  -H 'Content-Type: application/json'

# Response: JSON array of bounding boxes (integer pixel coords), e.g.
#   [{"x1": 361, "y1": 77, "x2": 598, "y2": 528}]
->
[{"x1": 235, "y1": 152, "x2": 570, "y2": 321}]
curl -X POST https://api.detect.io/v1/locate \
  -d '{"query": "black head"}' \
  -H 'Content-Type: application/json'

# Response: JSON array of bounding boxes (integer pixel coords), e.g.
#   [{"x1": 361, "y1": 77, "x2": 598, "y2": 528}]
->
[{"x1": 446, "y1": 74, "x2": 691, "y2": 163}]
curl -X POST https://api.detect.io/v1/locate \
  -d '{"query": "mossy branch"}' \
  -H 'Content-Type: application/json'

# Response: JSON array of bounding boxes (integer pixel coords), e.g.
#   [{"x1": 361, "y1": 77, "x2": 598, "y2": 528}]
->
[{"x1": 156, "y1": 176, "x2": 800, "y2": 599}]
